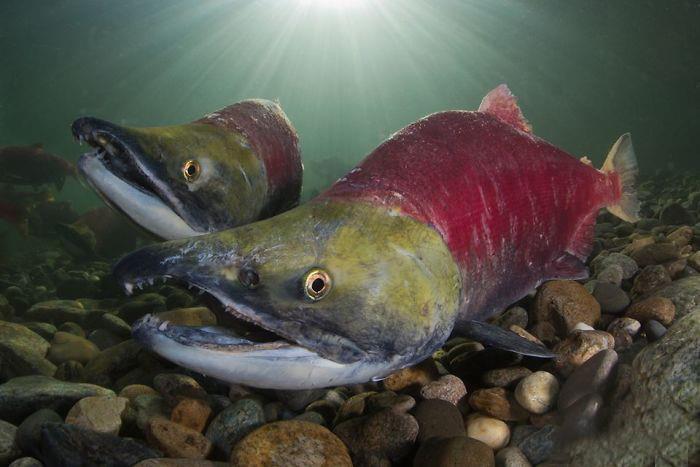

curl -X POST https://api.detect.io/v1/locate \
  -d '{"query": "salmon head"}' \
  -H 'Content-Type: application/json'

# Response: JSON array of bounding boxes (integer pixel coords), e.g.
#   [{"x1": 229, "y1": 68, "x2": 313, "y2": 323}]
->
[
  {"x1": 113, "y1": 200, "x2": 462, "y2": 389},
  {"x1": 72, "y1": 99, "x2": 302, "y2": 240}
]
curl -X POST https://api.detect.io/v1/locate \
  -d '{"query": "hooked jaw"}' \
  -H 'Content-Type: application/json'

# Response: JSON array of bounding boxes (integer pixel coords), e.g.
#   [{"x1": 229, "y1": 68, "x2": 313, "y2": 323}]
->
[{"x1": 71, "y1": 117, "x2": 205, "y2": 240}]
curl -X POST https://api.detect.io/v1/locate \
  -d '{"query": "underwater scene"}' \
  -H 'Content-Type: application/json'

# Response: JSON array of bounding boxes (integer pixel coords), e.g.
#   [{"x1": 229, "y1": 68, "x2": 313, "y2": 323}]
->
[{"x1": 0, "y1": 0, "x2": 698, "y2": 465}]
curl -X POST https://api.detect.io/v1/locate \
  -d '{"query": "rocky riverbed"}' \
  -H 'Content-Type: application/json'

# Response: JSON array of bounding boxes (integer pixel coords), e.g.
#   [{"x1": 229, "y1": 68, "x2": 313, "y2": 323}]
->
[{"x1": 0, "y1": 172, "x2": 699, "y2": 466}]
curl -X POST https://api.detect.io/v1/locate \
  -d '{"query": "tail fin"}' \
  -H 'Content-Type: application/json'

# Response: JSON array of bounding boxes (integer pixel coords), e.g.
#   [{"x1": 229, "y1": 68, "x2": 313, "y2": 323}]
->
[{"x1": 602, "y1": 133, "x2": 639, "y2": 223}]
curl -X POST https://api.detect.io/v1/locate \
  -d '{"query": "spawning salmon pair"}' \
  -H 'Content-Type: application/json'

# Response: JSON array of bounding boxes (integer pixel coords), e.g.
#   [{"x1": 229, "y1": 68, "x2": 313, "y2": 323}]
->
[{"x1": 74, "y1": 85, "x2": 638, "y2": 389}]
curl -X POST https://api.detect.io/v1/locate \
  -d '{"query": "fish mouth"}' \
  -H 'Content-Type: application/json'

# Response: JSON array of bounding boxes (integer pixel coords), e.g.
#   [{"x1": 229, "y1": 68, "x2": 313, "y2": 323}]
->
[
  {"x1": 112, "y1": 240, "x2": 371, "y2": 370},
  {"x1": 71, "y1": 117, "x2": 203, "y2": 240}
]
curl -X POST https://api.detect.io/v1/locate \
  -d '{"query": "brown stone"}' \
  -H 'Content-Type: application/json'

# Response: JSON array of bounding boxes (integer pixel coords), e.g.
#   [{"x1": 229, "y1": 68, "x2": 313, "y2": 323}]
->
[
  {"x1": 231, "y1": 420, "x2": 351, "y2": 467},
  {"x1": 65, "y1": 395, "x2": 129, "y2": 435},
  {"x1": 666, "y1": 226, "x2": 693, "y2": 248},
  {"x1": 414, "y1": 436, "x2": 495, "y2": 467},
  {"x1": 532, "y1": 281, "x2": 601, "y2": 336},
  {"x1": 382, "y1": 358, "x2": 438, "y2": 392},
  {"x1": 119, "y1": 384, "x2": 158, "y2": 402},
  {"x1": 553, "y1": 331, "x2": 615, "y2": 376},
  {"x1": 46, "y1": 332, "x2": 100, "y2": 366},
  {"x1": 626, "y1": 296, "x2": 676, "y2": 326},
  {"x1": 481, "y1": 366, "x2": 532, "y2": 388},
  {"x1": 146, "y1": 418, "x2": 212, "y2": 459},
  {"x1": 630, "y1": 265, "x2": 672, "y2": 297},
  {"x1": 419, "y1": 375, "x2": 467, "y2": 406},
  {"x1": 171, "y1": 398, "x2": 212, "y2": 433},
  {"x1": 629, "y1": 242, "x2": 680, "y2": 267},
  {"x1": 468, "y1": 387, "x2": 528, "y2": 421}
]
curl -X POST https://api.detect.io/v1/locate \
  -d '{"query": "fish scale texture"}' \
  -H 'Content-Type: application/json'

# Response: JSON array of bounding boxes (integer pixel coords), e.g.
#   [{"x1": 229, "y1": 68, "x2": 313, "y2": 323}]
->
[{"x1": 320, "y1": 111, "x2": 619, "y2": 320}]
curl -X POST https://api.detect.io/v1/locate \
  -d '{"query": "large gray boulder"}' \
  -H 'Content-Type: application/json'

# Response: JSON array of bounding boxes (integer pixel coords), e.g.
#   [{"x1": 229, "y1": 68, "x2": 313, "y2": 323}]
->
[{"x1": 563, "y1": 309, "x2": 700, "y2": 465}]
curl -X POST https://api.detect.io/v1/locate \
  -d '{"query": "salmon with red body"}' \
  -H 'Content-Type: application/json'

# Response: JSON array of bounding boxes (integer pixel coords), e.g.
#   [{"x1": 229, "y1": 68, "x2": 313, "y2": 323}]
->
[{"x1": 114, "y1": 85, "x2": 638, "y2": 389}]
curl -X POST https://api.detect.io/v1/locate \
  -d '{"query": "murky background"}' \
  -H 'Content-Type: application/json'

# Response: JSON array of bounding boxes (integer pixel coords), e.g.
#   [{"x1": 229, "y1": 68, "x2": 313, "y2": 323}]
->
[{"x1": 0, "y1": 2, "x2": 698, "y2": 465}]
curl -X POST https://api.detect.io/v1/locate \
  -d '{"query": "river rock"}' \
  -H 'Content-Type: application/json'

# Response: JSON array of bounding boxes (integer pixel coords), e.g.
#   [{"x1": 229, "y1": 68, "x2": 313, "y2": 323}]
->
[
  {"x1": 83, "y1": 339, "x2": 142, "y2": 387},
  {"x1": 626, "y1": 296, "x2": 675, "y2": 325},
  {"x1": 334, "y1": 392, "x2": 375, "y2": 426},
  {"x1": 606, "y1": 317, "x2": 641, "y2": 337},
  {"x1": 591, "y1": 252, "x2": 638, "y2": 279},
  {"x1": 0, "y1": 420, "x2": 21, "y2": 465},
  {"x1": 495, "y1": 446, "x2": 531, "y2": 467},
  {"x1": 419, "y1": 375, "x2": 467, "y2": 406},
  {"x1": 493, "y1": 306, "x2": 529, "y2": 329},
  {"x1": 146, "y1": 418, "x2": 212, "y2": 459},
  {"x1": 561, "y1": 309, "x2": 700, "y2": 465},
  {"x1": 413, "y1": 399, "x2": 465, "y2": 442},
  {"x1": 482, "y1": 366, "x2": 532, "y2": 388},
  {"x1": 132, "y1": 395, "x2": 169, "y2": 431},
  {"x1": 559, "y1": 393, "x2": 603, "y2": 441},
  {"x1": 592, "y1": 282, "x2": 629, "y2": 314},
  {"x1": 25, "y1": 300, "x2": 102, "y2": 327},
  {"x1": 514, "y1": 424, "x2": 558, "y2": 464},
  {"x1": 205, "y1": 398, "x2": 265, "y2": 457},
  {"x1": 659, "y1": 202, "x2": 694, "y2": 225},
  {"x1": 414, "y1": 436, "x2": 495, "y2": 467},
  {"x1": 231, "y1": 420, "x2": 352, "y2": 467},
  {"x1": 153, "y1": 373, "x2": 208, "y2": 407},
  {"x1": 333, "y1": 405, "x2": 418, "y2": 465},
  {"x1": 0, "y1": 321, "x2": 55, "y2": 379},
  {"x1": 118, "y1": 294, "x2": 167, "y2": 324},
  {"x1": 643, "y1": 320, "x2": 667, "y2": 342},
  {"x1": 65, "y1": 395, "x2": 128, "y2": 435},
  {"x1": 553, "y1": 330, "x2": 614, "y2": 376},
  {"x1": 465, "y1": 415, "x2": 510, "y2": 450},
  {"x1": 40, "y1": 422, "x2": 161, "y2": 466},
  {"x1": 135, "y1": 460, "x2": 226, "y2": 467},
  {"x1": 171, "y1": 398, "x2": 211, "y2": 432},
  {"x1": 630, "y1": 265, "x2": 671, "y2": 297},
  {"x1": 99, "y1": 313, "x2": 132, "y2": 338},
  {"x1": 47, "y1": 331, "x2": 100, "y2": 365},
  {"x1": 0, "y1": 376, "x2": 114, "y2": 423},
  {"x1": 88, "y1": 329, "x2": 124, "y2": 350},
  {"x1": 383, "y1": 359, "x2": 438, "y2": 392},
  {"x1": 468, "y1": 387, "x2": 528, "y2": 421},
  {"x1": 23, "y1": 322, "x2": 57, "y2": 341},
  {"x1": 16, "y1": 409, "x2": 62, "y2": 456},
  {"x1": 531, "y1": 280, "x2": 601, "y2": 335},
  {"x1": 274, "y1": 389, "x2": 326, "y2": 411},
  {"x1": 57, "y1": 322, "x2": 85, "y2": 337},
  {"x1": 514, "y1": 371, "x2": 559, "y2": 414},
  {"x1": 119, "y1": 384, "x2": 158, "y2": 402},
  {"x1": 558, "y1": 349, "x2": 618, "y2": 410},
  {"x1": 54, "y1": 360, "x2": 85, "y2": 382},
  {"x1": 9, "y1": 457, "x2": 42, "y2": 467},
  {"x1": 629, "y1": 242, "x2": 680, "y2": 267},
  {"x1": 647, "y1": 275, "x2": 700, "y2": 319}
]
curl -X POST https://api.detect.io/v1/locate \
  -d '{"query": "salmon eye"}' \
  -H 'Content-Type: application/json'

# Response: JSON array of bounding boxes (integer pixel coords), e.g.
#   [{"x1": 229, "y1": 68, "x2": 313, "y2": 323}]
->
[
  {"x1": 303, "y1": 268, "x2": 331, "y2": 301},
  {"x1": 182, "y1": 159, "x2": 201, "y2": 182},
  {"x1": 238, "y1": 268, "x2": 260, "y2": 289}
]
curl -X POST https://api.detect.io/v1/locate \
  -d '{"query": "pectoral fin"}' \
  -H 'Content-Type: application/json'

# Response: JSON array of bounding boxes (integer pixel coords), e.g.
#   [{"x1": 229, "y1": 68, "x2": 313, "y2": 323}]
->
[{"x1": 456, "y1": 320, "x2": 555, "y2": 358}]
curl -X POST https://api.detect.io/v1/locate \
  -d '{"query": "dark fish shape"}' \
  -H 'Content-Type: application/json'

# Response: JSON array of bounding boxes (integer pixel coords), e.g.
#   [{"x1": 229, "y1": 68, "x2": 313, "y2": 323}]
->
[
  {"x1": 72, "y1": 99, "x2": 302, "y2": 240},
  {"x1": 0, "y1": 189, "x2": 55, "y2": 236},
  {"x1": 56, "y1": 206, "x2": 150, "y2": 259},
  {"x1": 113, "y1": 85, "x2": 638, "y2": 389},
  {"x1": 0, "y1": 144, "x2": 76, "y2": 189}
]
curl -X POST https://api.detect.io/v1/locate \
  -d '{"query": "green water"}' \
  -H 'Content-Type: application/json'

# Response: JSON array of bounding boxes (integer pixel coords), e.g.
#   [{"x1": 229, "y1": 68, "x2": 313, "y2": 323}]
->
[{"x1": 1, "y1": 0, "x2": 698, "y2": 214}]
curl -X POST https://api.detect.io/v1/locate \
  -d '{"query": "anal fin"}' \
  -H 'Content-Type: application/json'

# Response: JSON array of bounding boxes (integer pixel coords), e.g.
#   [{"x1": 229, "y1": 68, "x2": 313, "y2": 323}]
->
[{"x1": 456, "y1": 320, "x2": 555, "y2": 358}]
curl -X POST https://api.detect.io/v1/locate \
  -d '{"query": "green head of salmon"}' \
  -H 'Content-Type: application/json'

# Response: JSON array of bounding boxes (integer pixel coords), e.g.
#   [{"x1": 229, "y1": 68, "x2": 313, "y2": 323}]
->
[
  {"x1": 72, "y1": 99, "x2": 302, "y2": 240},
  {"x1": 114, "y1": 200, "x2": 461, "y2": 389}
]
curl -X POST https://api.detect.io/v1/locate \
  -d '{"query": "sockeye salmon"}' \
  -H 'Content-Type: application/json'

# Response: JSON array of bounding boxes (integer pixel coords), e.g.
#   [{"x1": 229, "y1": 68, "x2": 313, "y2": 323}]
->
[
  {"x1": 114, "y1": 84, "x2": 638, "y2": 389},
  {"x1": 72, "y1": 99, "x2": 302, "y2": 240}
]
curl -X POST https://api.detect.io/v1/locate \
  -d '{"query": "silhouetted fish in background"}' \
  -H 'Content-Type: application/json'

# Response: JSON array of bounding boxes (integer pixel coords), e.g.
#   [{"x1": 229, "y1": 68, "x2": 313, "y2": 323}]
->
[
  {"x1": 72, "y1": 99, "x2": 303, "y2": 240},
  {"x1": 114, "y1": 85, "x2": 639, "y2": 389},
  {"x1": 0, "y1": 144, "x2": 76, "y2": 189}
]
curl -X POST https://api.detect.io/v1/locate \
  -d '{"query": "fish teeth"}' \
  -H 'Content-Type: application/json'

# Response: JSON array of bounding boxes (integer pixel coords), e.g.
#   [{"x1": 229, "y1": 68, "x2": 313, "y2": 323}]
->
[
  {"x1": 124, "y1": 282, "x2": 134, "y2": 295},
  {"x1": 158, "y1": 320, "x2": 170, "y2": 331}
]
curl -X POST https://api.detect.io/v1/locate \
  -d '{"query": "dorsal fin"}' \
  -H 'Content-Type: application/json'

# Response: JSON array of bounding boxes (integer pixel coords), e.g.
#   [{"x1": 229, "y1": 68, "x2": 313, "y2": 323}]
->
[{"x1": 478, "y1": 84, "x2": 532, "y2": 133}]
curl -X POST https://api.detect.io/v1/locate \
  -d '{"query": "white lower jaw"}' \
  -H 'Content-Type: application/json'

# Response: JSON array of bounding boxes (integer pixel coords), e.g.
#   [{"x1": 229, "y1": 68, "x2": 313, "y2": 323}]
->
[
  {"x1": 79, "y1": 154, "x2": 203, "y2": 240},
  {"x1": 137, "y1": 320, "x2": 398, "y2": 389}
]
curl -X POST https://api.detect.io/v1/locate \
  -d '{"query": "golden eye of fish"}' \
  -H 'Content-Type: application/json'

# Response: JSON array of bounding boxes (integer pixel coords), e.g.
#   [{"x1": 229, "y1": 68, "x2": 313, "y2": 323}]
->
[
  {"x1": 238, "y1": 268, "x2": 260, "y2": 289},
  {"x1": 182, "y1": 159, "x2": 201, "y2": 182},
  {"x1": 303, "y1": 268, "x2": 331, "y2": 301}
]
